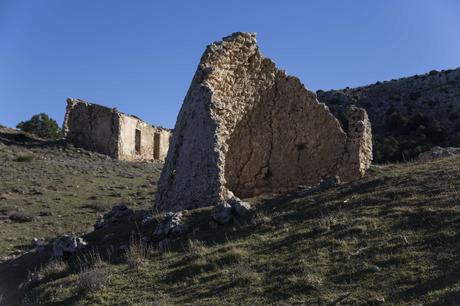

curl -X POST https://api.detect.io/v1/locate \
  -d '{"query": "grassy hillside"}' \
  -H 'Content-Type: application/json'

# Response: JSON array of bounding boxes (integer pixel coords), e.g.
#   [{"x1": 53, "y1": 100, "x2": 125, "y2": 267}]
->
[
  {"x1": 1, "y1": 129, "x2": 459, "y2": 305},
  {"x1": 0, "y1": 128, "x2": 162, "y2": 259}
]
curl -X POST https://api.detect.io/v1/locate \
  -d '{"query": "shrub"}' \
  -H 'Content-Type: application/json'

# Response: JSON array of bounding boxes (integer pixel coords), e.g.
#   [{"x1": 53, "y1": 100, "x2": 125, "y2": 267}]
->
[
  {"x1": 184, "y1": 239, "x2": 207, "y2": 260},
  {"x1": 9, "y1": 211, "x2": 34, "y2": 222},
  {"x1": 14, "y1": 153, "x2": 34, "y2": 162},
  {"x1": 125, "y1": 239, "x2": 150, "y2": 269},
  {"x1": 77, "y1": 265, "x2": 110, "y2": 294},
  {"x1": 76, "y1": 252, "x2": 110, "y2": 294},
  {"x1": 409, "y1": 91, "x2": 421, "y2": 100},
  {"x1": 82, "y1": 201, "x2": 111, "y2": 212},
  {"x1": 16, "y1": 113, "x2": 62, "y2": 139},
  {"x1": 387, "y1": 112, "x2": 408, "y2": 131},
  {"x1": 229, "y1": 259, "x2": 259, "y2": 285}
]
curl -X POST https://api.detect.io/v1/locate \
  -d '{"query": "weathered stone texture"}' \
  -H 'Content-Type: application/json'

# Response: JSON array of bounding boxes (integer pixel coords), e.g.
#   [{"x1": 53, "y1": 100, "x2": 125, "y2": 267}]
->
[
  {"x1": 64, "y1": 98, "x2": 171, "y2": 161},
  {"x1": 156, "y1": 32, "x2": 372, "y2": 212}
]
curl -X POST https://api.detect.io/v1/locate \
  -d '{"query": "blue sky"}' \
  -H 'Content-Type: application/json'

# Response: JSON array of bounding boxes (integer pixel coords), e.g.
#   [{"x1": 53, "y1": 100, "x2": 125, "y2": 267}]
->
[{"x1": 0, "y1": 1, "x2": 459, "y2": 129}]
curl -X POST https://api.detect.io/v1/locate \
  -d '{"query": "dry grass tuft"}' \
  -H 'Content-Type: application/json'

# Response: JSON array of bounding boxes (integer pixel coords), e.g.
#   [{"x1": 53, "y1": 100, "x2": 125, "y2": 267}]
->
[
  {"x1": 125, "y1": 239, "x2": 150, "y2": 269},
  {"x1": 76, "y1": 252, "x2": 110, "y2": 294},
  {"x1": 14, "y1": 153, "x2": 34, "y2": 162},
  {"x1": 184, "y1": 239, "x2": 207, "y2": 260},
  {"x1": 228, "y1": 259, "x2": 260, "y2": 285},
  {"x1": 9, "y1": 210, "x2": 34, "y2": 223}
]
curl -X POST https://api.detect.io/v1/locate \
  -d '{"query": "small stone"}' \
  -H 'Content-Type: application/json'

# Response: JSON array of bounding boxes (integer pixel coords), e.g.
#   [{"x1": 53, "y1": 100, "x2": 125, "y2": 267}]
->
[
  {"x1": 211, "y1": 203, "x2": 233, "y2": 225},
  {"x1": 319, "y1": 175, "x2": 340, "y2": 190},
  {"x1": 230, "y1": 198, "x2": 251, "y2": 217},
  {"x1": 52, "y1": 235, "x2": 87, "y2": 259},
  {"x1": 366, "y1": 264, "x2": 381, "y2": 272}
]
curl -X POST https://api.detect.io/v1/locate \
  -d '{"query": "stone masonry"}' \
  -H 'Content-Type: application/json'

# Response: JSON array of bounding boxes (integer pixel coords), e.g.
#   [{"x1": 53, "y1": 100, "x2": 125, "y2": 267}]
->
[
  {"x1": 64, "y1": 98, "x2": 172, "y2": 161},
  {"x1": 156, "y1": 32, "x2": 372, "y2": 212}
]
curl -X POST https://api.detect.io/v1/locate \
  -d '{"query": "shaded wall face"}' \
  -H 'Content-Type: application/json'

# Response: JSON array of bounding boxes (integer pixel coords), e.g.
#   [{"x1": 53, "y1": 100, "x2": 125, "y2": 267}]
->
[
  {"x1": 64, "y1": 102, "x2": 119, "y2": 158},
  {"x1": 154, "y1": 130, "x2": 172, "y2": 161},
  {"x1": 118, "y1": 115, "x2": 156, "y2": 161},
  {"x1": 225, "y1": 74, "x2": 348, "y2": 198}
]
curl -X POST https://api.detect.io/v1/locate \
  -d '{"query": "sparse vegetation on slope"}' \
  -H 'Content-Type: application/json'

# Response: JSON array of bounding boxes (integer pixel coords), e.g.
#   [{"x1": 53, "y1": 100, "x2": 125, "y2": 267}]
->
[
  {"x1": 318, "y1": 67, "x2": 460, "y2": 163},
  {"x1": 1, "y1": 134, "x2": 459, "y2": 305}
]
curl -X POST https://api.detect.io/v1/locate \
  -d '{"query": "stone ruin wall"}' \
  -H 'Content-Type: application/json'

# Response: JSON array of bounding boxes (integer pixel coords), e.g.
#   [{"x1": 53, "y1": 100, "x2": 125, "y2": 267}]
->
[
  {"x1": 64, "y1": 98, "x2": 120, "y2": 158},
  {"x1": 64, "y1": 98, "x2": 172, "y2": 161},
  {"x1": 156, "y1": 32, "x2": 373, "y2": 212}
]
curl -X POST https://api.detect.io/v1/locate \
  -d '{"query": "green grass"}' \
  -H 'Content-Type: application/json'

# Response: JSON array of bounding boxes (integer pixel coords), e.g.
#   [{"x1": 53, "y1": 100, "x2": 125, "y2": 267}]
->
[
  {"x1": 1, "y1": 138, "x2": 460, "y2": 305},
  {"x1": 0, "y1": 142, "x2": 162, "y2": 258}
]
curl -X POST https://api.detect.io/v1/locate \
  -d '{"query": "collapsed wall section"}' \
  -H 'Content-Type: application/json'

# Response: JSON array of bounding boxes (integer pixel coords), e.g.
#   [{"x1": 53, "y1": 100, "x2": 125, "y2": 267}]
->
[
  {"x1": 156, "y1": 32, "x2": 373, "y2": 212},
  {"x1": 63, "y1": 98, "x2": 120, "y2": 158}
]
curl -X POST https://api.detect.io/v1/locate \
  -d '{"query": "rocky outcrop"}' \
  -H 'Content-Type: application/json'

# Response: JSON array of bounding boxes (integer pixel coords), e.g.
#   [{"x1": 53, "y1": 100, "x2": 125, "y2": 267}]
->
[
  {"x1": 94, "y1": 204, "x2": 152, "y2": 230},
  {"x1": 52, "y1": 235, "x2": 87, "y2": 259},
  {"x1": 317, "y1": 68, "x2": 460, "y2": 162},
  {"x1": 156, "y1": 32, "x2": 372, "y2": 212},
  {"x1": 418, "y1": 146, "x2": 460, "y2": 162}
]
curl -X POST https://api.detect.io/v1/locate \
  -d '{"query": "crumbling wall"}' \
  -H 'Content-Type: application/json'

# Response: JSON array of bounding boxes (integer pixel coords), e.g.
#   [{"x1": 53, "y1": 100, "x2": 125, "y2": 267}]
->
[
  {"x1": 118, "y1": 114, "x2": 156, "y2": 161},
  {"x1": 154, "y1": 128, "x2": 172, "y2": 161},
  {"x1": 339, "y1": 106, "x2": 373, "y2": 181},
  {"x1": 63, "y1": 98, "x2": 120, "y2": 158},
  {"x1": 156, "y1": 32, "x2": 373, "y2": 212},
  {"x1": 64, "y1": 98, "x2": 172, "y2": 161}
]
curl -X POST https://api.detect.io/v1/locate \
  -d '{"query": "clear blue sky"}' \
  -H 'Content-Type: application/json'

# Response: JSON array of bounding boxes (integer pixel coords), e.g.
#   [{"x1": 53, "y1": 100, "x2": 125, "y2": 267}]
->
[{"x1": 1, "y1": 1, "x2": 459, "y2": 129}]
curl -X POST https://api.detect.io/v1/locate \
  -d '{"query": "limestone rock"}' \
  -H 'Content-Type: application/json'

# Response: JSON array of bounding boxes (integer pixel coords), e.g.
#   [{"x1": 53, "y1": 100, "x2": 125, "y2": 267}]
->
[
  {"x1": 156, "y1": 32, "x2": 372, "y2": 212},
  {"x1": 418, "y1": 146, "x2": 460, "y2": 162},
  {"x1": 94, "y1": 204, "x2": 134, "y2": 230},
  {"x1": 211, "y1": 203, "x2": 234, "y2": 225},
  {"x1": 52, "y1": 235, "x2": 87, "y2": 258},
  {"x1": 229, "y1": 197, "x2": 252, "y2": 217},
  {"x1": 153, "y1": 212, "x2": 190, "y2": 240}
]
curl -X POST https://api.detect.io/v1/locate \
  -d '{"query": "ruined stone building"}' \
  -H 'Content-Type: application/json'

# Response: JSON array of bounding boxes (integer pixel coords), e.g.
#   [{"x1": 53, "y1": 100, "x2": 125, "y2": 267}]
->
[
  {"x1": 156, "y1": 32, "x2": 372, "y2": 212},
  {"x1": 64, "y1": 98, "x2": 172, "y2": 161}
]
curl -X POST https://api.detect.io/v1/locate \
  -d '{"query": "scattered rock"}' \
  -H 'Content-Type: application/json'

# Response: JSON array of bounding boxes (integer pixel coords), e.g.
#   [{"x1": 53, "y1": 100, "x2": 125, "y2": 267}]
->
[
  {"x1": 418, "y1": 146, "x2": 460, "y2": 162},
  {"x1": 153, "y1": 212, "x2": 189, "y2": 240},
  {"x1": 32, "y1": 238, "x2": 46, "y2": 253},
  {"x1": 39, "y1": 210, "x2": 53, "y2": 217},
  {"x1": 52, "y1": 235, "x2": 87, "y2": 259},
  {"x1": 297, "y1": 176, "x2": 341, "y2": 196},
  {"x1": 211, "y1": 197, "x2": 252, "y2": 226},
  {"x1": 366, "y1": 264, "x2": 381, "y2": 273},
  {"x1": 319, "y1": 176, "x2": 341, "y2": 190},
  {"x1": 94, "y1": 204, "x2": 134, "y2": 230},
  {"x1": 211, "y1": 203, "x2": 234, "y2": 225},
  {"x1": 229, "y1": 197, "x2": 252, "y2": 217}
]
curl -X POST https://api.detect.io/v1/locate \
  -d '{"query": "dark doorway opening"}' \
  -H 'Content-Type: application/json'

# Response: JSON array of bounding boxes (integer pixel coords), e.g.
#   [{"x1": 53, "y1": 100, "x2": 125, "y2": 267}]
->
[
  {"x1": 154, "y1": 132, "x2": 160, "y2": 159},
  {"x1": 135, "y1": 129, "x2": 141, "y2": 154}
]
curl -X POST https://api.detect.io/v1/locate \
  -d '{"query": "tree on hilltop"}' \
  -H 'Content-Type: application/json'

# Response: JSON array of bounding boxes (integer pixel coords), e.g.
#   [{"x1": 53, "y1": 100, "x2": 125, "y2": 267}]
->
[{"x1": 16, "y1": 113, "x2": 62, "y2": 139}]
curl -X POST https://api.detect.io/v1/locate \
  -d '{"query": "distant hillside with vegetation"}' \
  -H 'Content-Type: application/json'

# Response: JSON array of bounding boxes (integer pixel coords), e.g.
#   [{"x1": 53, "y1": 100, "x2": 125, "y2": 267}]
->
[{"x1": 318, "y1": 68, "x2": 460, "y2": 163}]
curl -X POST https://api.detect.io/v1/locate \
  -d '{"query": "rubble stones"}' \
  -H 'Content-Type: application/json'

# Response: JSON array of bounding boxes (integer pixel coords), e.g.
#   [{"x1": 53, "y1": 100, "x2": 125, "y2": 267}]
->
[
  {"x1": 153, "y1": 212, "x2": 190, "y2": 240},
  {"x1": 52, "y1": 235, "x2": 87, "y2": 259},
  {"x1": 94, "y1": 204, "x2": 134, "y2": 229},
  {"x1": 211, "y1": 197, "x2": 252, "y2": 225},
  {"x1": 211, "y1": 203, "x2": 234, "y2": 225},
  {"x1": 156, "y1": 32, "x2": 372, "y2": 212}
]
